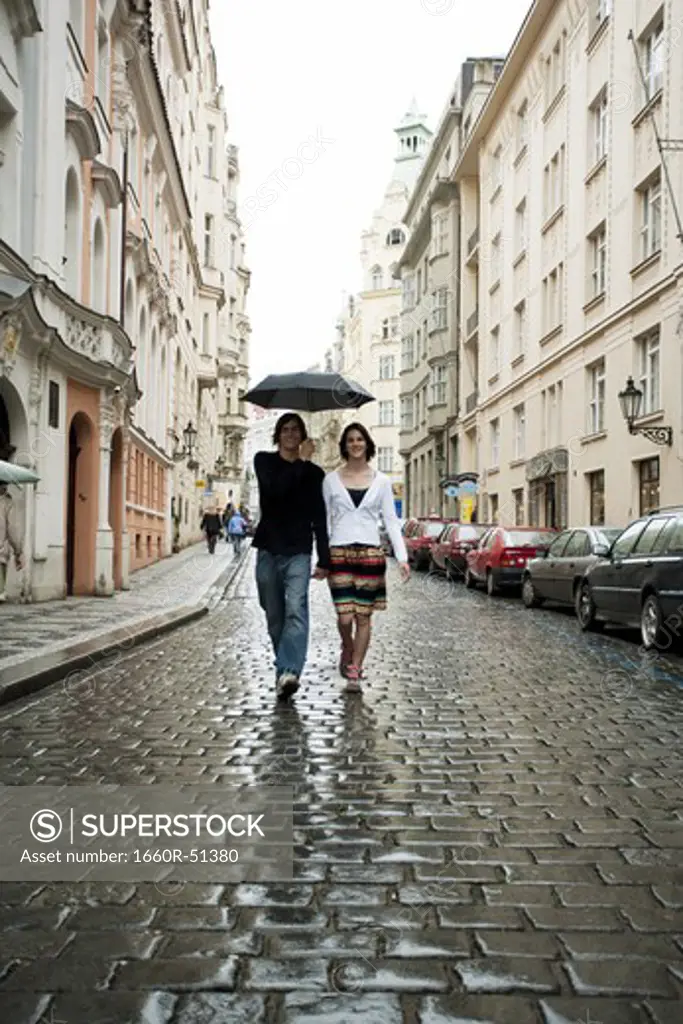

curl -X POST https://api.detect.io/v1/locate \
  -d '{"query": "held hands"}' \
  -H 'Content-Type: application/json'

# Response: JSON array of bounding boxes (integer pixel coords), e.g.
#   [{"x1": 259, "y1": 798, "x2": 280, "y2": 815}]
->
[
  {"x1": 299, "y1": 439, "x2": 315, "y2": 461},
  {"x1": 398, "y1": 561, "x2": 410, "y2": 582},
  {"x1": 14, "y1": 553, "x2": 23, "y2": 571},
  {"x1": 312, "y1": 566, "x2": 329, "y2": 581}
]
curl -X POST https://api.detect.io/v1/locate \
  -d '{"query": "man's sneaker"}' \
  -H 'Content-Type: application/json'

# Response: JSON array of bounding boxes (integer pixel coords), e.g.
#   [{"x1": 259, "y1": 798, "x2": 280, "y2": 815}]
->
[{"x1": 276, "y1": 672, "x2": 300, "y2": 701}]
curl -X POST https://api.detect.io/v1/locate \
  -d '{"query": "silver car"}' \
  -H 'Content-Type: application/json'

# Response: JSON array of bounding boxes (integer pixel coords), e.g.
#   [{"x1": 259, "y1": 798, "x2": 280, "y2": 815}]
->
[{"x1": 522, "y1": 526, "x2": 622, "y2": 609}]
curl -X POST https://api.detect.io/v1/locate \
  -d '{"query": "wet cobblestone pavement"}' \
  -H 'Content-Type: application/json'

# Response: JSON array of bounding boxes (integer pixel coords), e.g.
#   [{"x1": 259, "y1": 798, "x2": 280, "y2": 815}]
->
[{"x1": 1, "y1": 551, "x2": 683, "y2": 1023}]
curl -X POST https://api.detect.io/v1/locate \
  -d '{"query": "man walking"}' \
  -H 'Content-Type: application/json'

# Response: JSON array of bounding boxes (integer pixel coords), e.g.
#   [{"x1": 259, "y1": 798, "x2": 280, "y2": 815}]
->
[
  {"x1": 200, "y1": 505, "x2": 222, "y2": 554},
  {"x1": 253, "y1": 412, "x2": 330, "y2": 700},
  {"x1": 227, "y1": 507, "x2": 247, "y2": 558}
]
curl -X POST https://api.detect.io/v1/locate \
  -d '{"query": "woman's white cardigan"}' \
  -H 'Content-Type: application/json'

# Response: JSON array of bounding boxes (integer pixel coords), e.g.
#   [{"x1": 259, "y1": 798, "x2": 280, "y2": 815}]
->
[{"x1": 322, "y1": 469, "x2": 408, "y2": 563}]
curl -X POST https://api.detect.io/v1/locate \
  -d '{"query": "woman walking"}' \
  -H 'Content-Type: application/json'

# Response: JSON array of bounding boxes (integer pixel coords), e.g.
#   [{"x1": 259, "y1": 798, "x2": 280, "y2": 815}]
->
[{"x1": 323, "y1": 423, "x2": 409, "y2": 692}]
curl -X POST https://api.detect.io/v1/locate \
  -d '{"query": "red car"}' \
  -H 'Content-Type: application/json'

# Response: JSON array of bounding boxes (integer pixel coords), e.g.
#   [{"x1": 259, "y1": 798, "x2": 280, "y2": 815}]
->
[
  {"x1": 430, "y1": 523, "x2": 492, "y2": 581},
  {"x1": 404, "y1": 518, "x2": 456, "y2": 570},
  {"x1": 464, "y1": 526, "x2": 556, "y2": 596}
]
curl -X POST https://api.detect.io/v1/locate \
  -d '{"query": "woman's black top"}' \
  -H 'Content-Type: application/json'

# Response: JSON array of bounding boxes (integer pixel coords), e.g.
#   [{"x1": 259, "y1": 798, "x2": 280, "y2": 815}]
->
[{"x1": 346, "y1": 488, "x2": 368, "y2": 508}]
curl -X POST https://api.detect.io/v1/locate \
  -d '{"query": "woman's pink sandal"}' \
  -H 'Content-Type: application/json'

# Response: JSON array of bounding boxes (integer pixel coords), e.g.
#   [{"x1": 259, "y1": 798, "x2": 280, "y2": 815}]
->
[{"x1": 344, "y1": 665, "x2": 364, "y2": 692}]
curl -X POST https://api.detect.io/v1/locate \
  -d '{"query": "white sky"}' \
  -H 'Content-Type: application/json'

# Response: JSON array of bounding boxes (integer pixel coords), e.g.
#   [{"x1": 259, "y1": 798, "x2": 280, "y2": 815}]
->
[{"x1": 209, "y1": 0, "x2": 531, "y2": 384}]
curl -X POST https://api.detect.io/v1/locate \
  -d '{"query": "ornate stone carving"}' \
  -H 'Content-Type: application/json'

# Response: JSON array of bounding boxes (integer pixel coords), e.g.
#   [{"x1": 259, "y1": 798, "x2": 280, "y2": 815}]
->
[
  {"x1": 0, "y1": 315, "x2": 21, "y2": 378},
  {"x1": 65, "y1": 317, "x2": 103, "y2": 360}
]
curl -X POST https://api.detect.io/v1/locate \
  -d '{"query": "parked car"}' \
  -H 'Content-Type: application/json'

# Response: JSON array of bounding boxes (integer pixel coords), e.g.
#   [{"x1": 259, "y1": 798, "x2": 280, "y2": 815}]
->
[
  {"x1": 430, "y1": 523, "x2": 492, "y2": 580},
  {"x1": 522, "y1": 526, "x2": 622, "y2": 609},
  {"x1": 464, "y1": 526, "x2": 557, "y2": 595},
  {"x1": 404, "y1": 517, "x2": 456, "y2": 570},
  {"x1": 575, "y1": 507, "x2": 683, "y2": 651}
]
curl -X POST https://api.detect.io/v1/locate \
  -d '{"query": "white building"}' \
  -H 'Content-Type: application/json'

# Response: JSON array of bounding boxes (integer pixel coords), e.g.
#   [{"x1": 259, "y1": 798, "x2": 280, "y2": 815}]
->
[
  {"x1": 0, "y1": 0, "x2": 249, "y2": 601},
  {"x1": 455, "y1": 0, "x2": 683, "y2": 528},
  {"x1": 333, "y1": 102, "x2": 432, "y2": 514}
]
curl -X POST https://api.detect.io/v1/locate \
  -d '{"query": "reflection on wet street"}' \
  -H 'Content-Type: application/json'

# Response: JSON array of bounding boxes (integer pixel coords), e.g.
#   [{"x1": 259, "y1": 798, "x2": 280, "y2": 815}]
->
[{"x1": 1, "y1": 550, "x2": 682, "y2": 1023}]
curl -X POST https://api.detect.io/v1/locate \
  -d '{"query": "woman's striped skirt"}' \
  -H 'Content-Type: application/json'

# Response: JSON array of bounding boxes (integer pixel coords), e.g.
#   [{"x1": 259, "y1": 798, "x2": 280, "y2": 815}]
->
[{"x1": 328, "y1": 544, "x2": 387, "y2": 617}]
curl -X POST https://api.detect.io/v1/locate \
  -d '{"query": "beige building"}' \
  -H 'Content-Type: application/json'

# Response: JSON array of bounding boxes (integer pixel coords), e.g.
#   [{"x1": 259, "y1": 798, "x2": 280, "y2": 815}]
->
[
  {"x1": 398, "y1": 61, "x2": 503, "y2": 518},
  {"x1": 331, "y1": 103, "x2": 432, "y2": 514},
  {"x1": 454, "y1": 0, "x2": 683, "y2": 529}
]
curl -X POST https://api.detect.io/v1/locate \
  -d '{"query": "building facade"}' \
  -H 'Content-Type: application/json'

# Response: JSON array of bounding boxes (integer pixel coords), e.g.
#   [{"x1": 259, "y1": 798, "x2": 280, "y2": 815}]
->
[
  {"x1": 454, "y1": 0, "x2": 683, "y2": 529},
  {"x1": 333, "y1": 102, "x2": 432, "y2": 513},
  {"x1": 398, "y1": 62, "x2": 503, "y2": 519},
  {"x1": 0, "y1": 0, "x2": 249, "y2": 601}
]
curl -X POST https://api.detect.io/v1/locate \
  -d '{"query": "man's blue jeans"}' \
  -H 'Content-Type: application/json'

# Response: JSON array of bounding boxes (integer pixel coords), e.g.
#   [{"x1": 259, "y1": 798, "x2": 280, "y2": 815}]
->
[{"x1": 255, "y1": 550, "x2": 311, "y2": 678}]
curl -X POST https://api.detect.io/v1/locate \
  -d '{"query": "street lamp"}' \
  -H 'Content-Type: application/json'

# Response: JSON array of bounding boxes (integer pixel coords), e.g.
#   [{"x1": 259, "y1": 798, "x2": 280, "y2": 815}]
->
[
  {"x1": 618, "y1": 377, "x2": 672, "y2": 446},
  {"x1": 172, "y1": 421, "x2": 198, "y2": 462}
]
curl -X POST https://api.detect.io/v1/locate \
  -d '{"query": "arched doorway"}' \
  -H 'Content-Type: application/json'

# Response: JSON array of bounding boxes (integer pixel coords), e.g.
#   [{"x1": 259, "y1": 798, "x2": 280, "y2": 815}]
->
[
  {"x1": 66, "y1": 411, "x2": 96, "y2": 596},
  {"x1": 109, "y1": 427, "x2": 124, "y2": 589}
]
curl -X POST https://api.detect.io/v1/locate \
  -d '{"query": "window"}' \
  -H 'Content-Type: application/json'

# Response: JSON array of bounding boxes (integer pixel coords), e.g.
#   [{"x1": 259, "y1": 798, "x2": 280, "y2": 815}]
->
[
  {"x1": 590, "y1": 223, "x2": 607, "y2": 297},
  {"x1": 379, "y1": 355, "x2": 395, "y2": 380},
  {"x1": 371, "y1": 266, "x2": 383, "y2": 290},
  {"x1": 490, "y1": 326, "x2": 500, "y2": 376},
  {"x1": 633, "y1": 517, "x2": 668, "y2": 554},
  {"x1": 516, "y1": 101, "x2": 528, "y2": 154},
  {"x1": 491, "y1": 145, "x2": 502, "y2": 194},
  {"x1": 545, "y1": 34, "x2": 566, "y2": 106},
  {"x1": 202, "y1": 313, "x2": 210, "y2": 354},
  {"x1": 544, "y1": 146, "x2": 565, "y2": 219},
  {"x1": 390, "y1": 316, "x2": 399, "y2": 337},
  {"x1": 48, "y1": 381, "x2": 59, "y2": 429},
  {"x1": 639, "y1": 457, "x2": 660, "y2": 515},
  {"x1": 515, "y1": 199, "x2": 527, "y2": 255},
  {"x1": 400, "y1": 398, "x2": 413, "y2": 430},
  {"x1": 543, "y1": 263, "x2": 563, "y2": 334},
  {"x1": 378, "y1": 447, "x2": 393, "y2": 473},
  {"x1": 592, "y1": 88, "x2": 609, "y2": 164},
  {"x1": 612, "y1": 519, "x2": 647, "y2": 558},
  {"x1": 513, "y1": 404, "x2": 525, "y2": 459},
  {"x1": 513, "y1": 488, "x2": 525, "y2": 525},
  {"x1": 414, "y1": 393, "x2": 421, "y2": 425},
  {"x1": 416, "y1": 269, "x2": 422, "y2": 303},
  {"x1": 640, "y1": 174, "x2": 662, "y2": 260},
  {"x1": 230, "y1": 235, "x2": 236, "y2": 269},
  {"x1": 431, "y1": 288, "x2": 448, "y2": 331},
  {"x1": 491, "y1": 233, "x2": 501, "y2": 284},
  {"x1": 588, "y1": 470, "x2": 605, "y2": 524},
  {"x1": 433, "y1": 215, "x2": 448, "y2": 256},
  {"x1": 430, "y1": 364, "x2": 447, "y2": 405},
  {"x1": 490, "y1": 418, "x2": 500, "y2": 467},
  {"x1": 489, "y1": 494, "x2": 499, "y2": 523},
  {"x1": 206, "y1": 125, "x2": 216, "y2": 177},
  {"x1": 637, "y1": 328, "x2": 660, "y2": 414},
  {"x1": 203, "y1": 214, "x2": 214, "y2": 265},
  {"x1": 642, "y1": 18, "x2": 664, "y2": 102},
  {"x1": 386, "y1": 228, "x2": 405, "y2": 246},
  {"x1": 587, "y1": 359, "x2": 605, "y2": 434},
  {"x1": 514, "y1": 301, "x2": 527, "y2": 358},
  {"x1": 381, "y1": 319, "x2": 390, "y2": 340},
  {"x1": 401, "y1": 335, "x2": 414, "y2": 371},
  {"x1": 379, "y1": 400, "x2": 395, "y2": 426}
]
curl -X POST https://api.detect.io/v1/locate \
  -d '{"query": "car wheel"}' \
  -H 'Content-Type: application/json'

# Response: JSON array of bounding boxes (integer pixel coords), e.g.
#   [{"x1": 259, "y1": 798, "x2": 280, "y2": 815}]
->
[
  {"x1": 576, "y1": 581, "x2": 603, "y2": 632},
  {"x1": 641, "y1": 593, "x2": 665, "y2": 651},
  {"x1": 486, "y1": 570, "x2": 498, "y2": 597},
  {"x1": 464, "y1": 566, "x2": 476, "y2": 589},
  {"x1": 522, "y1": 574, "x2": 542, "y2": 609}
]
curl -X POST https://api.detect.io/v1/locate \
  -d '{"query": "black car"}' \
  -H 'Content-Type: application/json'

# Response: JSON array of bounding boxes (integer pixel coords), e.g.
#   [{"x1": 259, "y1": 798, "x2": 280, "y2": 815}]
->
[
  {"x1": 522, "y1": 526, "x2": 622, "y2": 609},
  {"x1": 576, "y1": 508, "x2": 683, "y2": 651}
]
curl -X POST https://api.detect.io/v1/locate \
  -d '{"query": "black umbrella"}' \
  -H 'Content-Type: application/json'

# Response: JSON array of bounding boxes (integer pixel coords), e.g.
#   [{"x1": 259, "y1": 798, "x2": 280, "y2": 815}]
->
[{"x1": 244, "y1": 372, "x2": 375, "y2": 412}]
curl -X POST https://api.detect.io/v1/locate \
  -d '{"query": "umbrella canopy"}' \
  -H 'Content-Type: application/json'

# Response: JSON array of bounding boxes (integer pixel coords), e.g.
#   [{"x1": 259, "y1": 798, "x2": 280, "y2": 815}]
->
[
  {"x1": 0, "y1": 460, "x2": 40, "y2": 485},
  {"x1": 244, "y1": 372, "x2": 375, "y2": 413}
]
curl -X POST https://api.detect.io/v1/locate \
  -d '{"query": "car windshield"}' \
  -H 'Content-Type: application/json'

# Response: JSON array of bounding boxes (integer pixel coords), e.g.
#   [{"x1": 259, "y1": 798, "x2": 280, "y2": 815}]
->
[
  {"x1": 457, "y1": 526, "x2": 482, "y2": 541},
  {"x1": 425, "y1": 522, "x2": 446, "y2": 537},
  {"x1": 597, "y1": 529, "x2": 621, "y2": 546},
  {"x1": 504, "y1": 530, "x2": 555, "y2": 547}
]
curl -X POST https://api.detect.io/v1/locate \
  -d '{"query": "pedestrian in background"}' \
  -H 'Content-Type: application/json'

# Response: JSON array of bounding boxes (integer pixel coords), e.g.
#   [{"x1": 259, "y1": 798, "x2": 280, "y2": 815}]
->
[
  {"x1": 323, "y1": 422, "x2": 409, "y2": 692},
  {"x1": 227, "y1": 508, "x2": 247, "y2": 558},
  {"x1": 223, "y1": 499, "x2": 235, "y2": 542},
  {"x1": 253, "y1": 412, "x2": 330, "y2": 701},
  {"x1": 200, "y1": 505, "x2": 222, "y2": 555}
]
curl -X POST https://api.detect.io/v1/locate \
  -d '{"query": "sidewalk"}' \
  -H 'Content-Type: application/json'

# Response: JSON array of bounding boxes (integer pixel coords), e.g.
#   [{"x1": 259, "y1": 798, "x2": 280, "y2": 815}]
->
[{"x1": 0, "y1": 538, "x2": 246, "y2": 705}]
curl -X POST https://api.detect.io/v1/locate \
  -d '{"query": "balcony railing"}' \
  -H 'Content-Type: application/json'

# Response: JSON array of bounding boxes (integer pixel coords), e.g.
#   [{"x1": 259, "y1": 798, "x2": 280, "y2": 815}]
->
[
  {"x1": 465, "y1": 389, "x2": 478, "y2": 414},
  {"x1": 467, "y1": 226, "x2": 480, "y2": 255},
  {"x1": 466, "y1": 308, "x2": 479, "y2": 337}
]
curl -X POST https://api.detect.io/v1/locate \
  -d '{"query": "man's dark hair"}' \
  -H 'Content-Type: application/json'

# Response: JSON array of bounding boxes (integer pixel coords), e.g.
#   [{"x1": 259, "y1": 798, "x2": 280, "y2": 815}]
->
[
  {"x1": 273, "y1": 412, "x2": 308, "y2": 445},
  {"x1": 339, "y1": 421, "x2": 376, "y2": 461}
]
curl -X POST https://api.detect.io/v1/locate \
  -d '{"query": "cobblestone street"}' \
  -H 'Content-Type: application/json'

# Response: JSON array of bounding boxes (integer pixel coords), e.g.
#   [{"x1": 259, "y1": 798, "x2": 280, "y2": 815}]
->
[{"x1": 1, "y1": 550, "x2": 683, "y2": 1023}]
